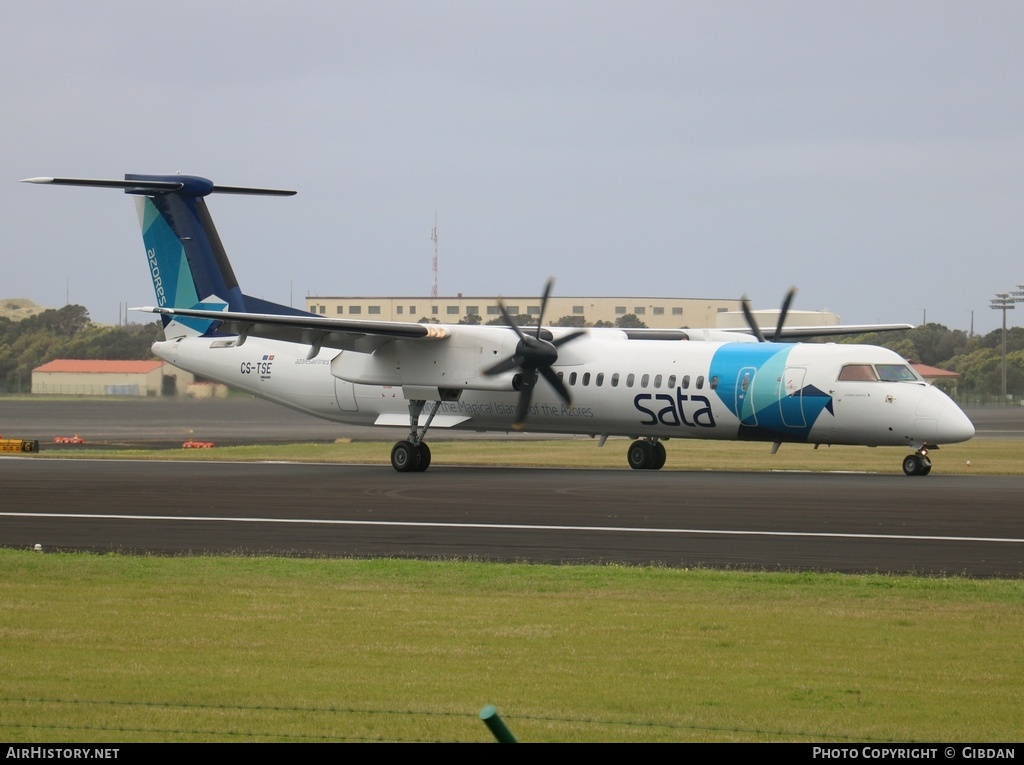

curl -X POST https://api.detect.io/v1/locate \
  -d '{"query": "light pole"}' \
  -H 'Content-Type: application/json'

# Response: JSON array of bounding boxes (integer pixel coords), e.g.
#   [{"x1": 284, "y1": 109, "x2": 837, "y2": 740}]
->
[
  {"x1": 1013, "y1": 287, "x2": 1024, "y2": 400},
  {"x1": 990, "y1": 291, "x2": 1022, "y2": 404}
]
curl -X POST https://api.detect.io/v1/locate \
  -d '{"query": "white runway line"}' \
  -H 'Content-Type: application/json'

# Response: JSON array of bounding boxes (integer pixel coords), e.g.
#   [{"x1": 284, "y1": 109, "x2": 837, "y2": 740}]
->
[{"x1": 2, "y1": 511, "x2": 1021, "y2": 545}]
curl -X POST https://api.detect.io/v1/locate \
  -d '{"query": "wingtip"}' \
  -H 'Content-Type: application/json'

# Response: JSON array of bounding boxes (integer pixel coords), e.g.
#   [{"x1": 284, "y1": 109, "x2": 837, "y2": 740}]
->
[{"x1": 20, "y1": 177, "x2": 54, "y2": 184}]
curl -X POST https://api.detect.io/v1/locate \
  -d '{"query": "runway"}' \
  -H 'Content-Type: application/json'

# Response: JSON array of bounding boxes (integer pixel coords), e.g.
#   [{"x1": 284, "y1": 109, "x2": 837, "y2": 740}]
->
[{"x1": 3, "y1": 458, "x2": 1022, "y2": 577}]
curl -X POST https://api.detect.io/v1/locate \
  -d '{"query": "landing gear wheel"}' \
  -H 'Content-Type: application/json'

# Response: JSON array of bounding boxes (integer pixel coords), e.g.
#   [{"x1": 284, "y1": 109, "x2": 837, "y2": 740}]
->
[
  {"x1": 391, "y1": 440, "x2": 419, "y2": 473},
  {"x1": 651, "y1": 442, "x2": 667, "y2": 470},
  {"x1": 414, "y1": 442, "x2": 431, "y2": 472},
  {"x1": 902, "y1": 453, "x2": 931, "y2": 477},
  {"x1": 627, "y1": 440, "x2": 654, "y2": 470}
]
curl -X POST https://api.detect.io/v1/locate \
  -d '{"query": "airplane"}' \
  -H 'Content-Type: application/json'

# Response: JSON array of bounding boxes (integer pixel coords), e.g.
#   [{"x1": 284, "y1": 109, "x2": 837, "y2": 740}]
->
[{"x1": 23, "y1": 173, "x2": 975, "y2": 475}]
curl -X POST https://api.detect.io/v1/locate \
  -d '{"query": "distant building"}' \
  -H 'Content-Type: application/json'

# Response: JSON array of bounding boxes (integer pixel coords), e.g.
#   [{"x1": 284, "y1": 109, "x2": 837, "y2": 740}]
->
[
  {"x1": 31, "y1": 360, "x2": 193, "y2": 397},
  {"x1": 305, "y1": 295, "x2": 839, "y2": 330},
  {"x1": 715, "y1": 309, "x2": 841, "y2": 331},
  {"x1": 910, "y1": 363, "x2": 961, "y2": 395}
]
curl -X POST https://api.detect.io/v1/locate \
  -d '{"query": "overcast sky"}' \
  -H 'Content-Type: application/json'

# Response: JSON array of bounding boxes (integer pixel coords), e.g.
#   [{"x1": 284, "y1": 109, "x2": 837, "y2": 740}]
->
[{"x1": 4, "y1": 1, "x2": 1022, "y2": 334}]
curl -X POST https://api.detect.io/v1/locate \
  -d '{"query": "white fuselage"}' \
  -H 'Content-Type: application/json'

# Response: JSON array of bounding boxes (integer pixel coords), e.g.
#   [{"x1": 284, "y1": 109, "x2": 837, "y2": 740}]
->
[{"x1": 153, "y1": 324, "x2": 975, "y2": 449}]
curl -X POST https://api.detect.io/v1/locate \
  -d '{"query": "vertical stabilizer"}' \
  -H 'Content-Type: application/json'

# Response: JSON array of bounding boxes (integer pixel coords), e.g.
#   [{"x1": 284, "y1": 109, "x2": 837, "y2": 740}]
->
[{"x1": 23, "y1": 174, "x2": 300, "y2": 338}]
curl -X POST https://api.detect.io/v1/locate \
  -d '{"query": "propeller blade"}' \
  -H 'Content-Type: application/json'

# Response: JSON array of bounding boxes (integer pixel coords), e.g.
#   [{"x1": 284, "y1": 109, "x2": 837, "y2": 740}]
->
[
  {"x1": 483, "y1": 354, "x2": 525, "y2": 377},
  {"x1": 496, "y1": 298, "x2": 528, "y2": 343},
  {"x1": 512, "y1": 371, "x2": 537, "y2": 430},
  {"x1": 535, "y1": 278, "x2": 554, "y2": 339},
  {"x1": 771, "y1": 287, "x2": 797, "y2": 342},
  {"x1": 539, "y1": 365, "x2": 572, "y2": 405},
  {"x1": 740, "y1": 295, "x2": 766, "y2": 343},
  {"x1": 552, "y1": 329, "x2": 586, "y2": 347}
]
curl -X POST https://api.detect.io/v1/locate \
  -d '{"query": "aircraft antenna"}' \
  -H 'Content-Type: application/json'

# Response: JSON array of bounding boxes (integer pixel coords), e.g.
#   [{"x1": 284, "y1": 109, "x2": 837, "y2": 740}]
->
[{"x1": 430, "y1": 211, "x2": 439, "y2": 299}]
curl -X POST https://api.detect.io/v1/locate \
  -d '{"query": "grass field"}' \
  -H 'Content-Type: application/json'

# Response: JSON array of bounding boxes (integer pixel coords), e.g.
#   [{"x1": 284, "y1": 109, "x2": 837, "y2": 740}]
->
[
  {"x1": 1, "y1": 552, "x2": 1022, "y2": 743},
  {"x1": 36, "y1": 436, "x2": 1024, "y2": 475}
]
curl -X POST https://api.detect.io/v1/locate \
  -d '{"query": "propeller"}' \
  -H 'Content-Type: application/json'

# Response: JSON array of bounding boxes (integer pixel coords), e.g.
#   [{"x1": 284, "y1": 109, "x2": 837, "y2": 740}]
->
[
  {"x1": 741, "y1": 287, "x2": 797, "y2": 342},
  {"x1": 482, "y1": 278, "x2": 586, "y2": 429}
]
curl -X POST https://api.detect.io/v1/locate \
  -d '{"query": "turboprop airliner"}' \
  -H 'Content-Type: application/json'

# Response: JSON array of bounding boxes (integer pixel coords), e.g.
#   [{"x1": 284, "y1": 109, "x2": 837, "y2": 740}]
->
[{"x1": 23, "y1": 174, "x2": 975, "y2": 474}]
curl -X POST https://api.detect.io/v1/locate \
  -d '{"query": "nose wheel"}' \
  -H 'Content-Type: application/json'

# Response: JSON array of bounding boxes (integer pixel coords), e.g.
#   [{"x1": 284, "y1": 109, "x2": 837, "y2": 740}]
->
[{"x1": 902, "y1": 450, "x2": 932, "y2": 476}]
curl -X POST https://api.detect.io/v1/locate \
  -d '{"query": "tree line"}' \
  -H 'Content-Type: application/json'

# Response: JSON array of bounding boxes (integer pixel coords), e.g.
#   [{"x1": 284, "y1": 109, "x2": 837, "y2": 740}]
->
[{"x1": 0, "y1": 305, "x2": 162, "y2": 393}]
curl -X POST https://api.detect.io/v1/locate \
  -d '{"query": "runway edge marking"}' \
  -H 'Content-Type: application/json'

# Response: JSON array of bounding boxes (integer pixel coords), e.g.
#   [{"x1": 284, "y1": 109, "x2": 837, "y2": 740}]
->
[{"x1": 2, "y1": 512, "x2": 1022, "y2": 545}]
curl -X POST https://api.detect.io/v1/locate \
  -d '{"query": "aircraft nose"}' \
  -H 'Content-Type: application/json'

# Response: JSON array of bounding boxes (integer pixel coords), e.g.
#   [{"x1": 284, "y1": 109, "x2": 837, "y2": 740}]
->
[
  {"x1": 918, "y1": 388, "x2": 974, "y2": 443},
  {"x1": 944, "y1": 406, "x2": 976, "y2": 443}
]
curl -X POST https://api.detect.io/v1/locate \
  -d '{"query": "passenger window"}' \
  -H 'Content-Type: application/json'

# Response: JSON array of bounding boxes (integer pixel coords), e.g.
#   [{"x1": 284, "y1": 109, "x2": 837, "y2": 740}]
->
[
  {"x1": 653, "y1": 374, "x2": 663, "y2": 388},
  {"x1": 582, "y1": 372, "x2": 591, "y2": 386},
  {"x1": 682, "y1": 375, "x2": 690, "y2": 389},
  {"x1": 569, "y1": 372, "x2": 578, "y2": 385},
  {"x1": 596, "y1": 373, "x2": 604, "y2": 387},
  {"x1": 696, "y1": 375, "x2": 704, "y2": 389},
  {"x1": 667, "y1": 375, "x2": 676, "y2": 388},
  {"x1": 640, "y1": 374, "x2": 650, "y2": 388},
  {"x1": 741, "y1": 373, "x2": 750, "y2": 392},
  {"x1": 626, "y1": 374, "x2": 635, "y2": 388},
  {"x1": 709, "y1": 375, "x2": 718, "y2": 390},
  {"x1": 611, "y1": 373, "x2": 620, "y2": 387}
]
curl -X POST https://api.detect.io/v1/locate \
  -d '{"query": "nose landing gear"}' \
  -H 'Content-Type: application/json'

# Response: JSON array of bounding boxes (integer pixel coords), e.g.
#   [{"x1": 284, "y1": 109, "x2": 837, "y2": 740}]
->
[{"x1": 902, "y1": 448, "x2": 932, "y2": 476}]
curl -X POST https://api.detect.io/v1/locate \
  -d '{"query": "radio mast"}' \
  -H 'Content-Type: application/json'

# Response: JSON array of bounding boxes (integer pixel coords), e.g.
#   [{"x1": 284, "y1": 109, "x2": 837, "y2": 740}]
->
[{"x1": 430, "y1": 211, "x2": 439, "y2": 299}]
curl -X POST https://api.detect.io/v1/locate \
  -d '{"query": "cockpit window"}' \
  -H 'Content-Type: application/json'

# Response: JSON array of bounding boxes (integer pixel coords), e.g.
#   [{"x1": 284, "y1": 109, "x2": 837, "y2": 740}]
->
[
  {"x1": 838, "y1": 364, "x2": 878, "y2": 382},
  {"x1": 838, "y1": 363, "x2": 920, "y2": 382},
  {"x1": 875, "y1": 364, "x2": 919, "y2": 382}
]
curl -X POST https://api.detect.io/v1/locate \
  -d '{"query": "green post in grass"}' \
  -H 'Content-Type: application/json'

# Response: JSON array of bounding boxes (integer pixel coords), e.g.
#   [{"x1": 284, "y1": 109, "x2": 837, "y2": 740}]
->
[{"x1": 479, "y1": 704, "x2": 517, "y2": 743}]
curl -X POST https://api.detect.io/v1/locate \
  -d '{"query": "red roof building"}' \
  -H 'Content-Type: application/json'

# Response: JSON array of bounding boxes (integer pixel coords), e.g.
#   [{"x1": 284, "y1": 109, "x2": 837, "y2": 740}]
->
[
  {"x1": 910, "y1": 363, "x2": 961, "y2": 382},
  {"x1": 31, "y1": 359, "x2": 193, "y2": 397}
]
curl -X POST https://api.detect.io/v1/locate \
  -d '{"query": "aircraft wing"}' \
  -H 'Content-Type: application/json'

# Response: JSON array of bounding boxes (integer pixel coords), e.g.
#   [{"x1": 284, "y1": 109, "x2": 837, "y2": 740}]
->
[
  {"x1": 619, "y1": 323, "x2": 914, "y2": 343},
  {"x1": 751, "y1": 323, "x2": 914, "y2": 340},
  {"x1": 134, "y1": 306, "x2": 449, "y2": 354}
]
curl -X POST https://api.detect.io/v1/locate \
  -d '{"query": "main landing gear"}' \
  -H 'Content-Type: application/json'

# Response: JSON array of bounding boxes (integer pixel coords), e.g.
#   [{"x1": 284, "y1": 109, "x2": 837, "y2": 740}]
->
[
  {"x1": 627, "y1": 439, "x2": 666, "y2": 470},
  {"x1": 391, "y1": 440, "x2": 431, "y2": 472},
  {"x1": 391, "y1": 399, "x2": 440, "y2": 473},
  {"x1": 902, "y1": 447, "x2": 933, "y2": 477}
]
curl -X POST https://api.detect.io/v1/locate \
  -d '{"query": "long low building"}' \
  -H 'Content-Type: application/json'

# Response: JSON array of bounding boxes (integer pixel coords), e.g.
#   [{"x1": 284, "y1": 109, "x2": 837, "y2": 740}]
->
[
  {"x1": 305, "y1": 295, "x2": 840, "y2": 330},
  {"x1": 32, "y1": 360, "x2": 193, "y2": 397}
]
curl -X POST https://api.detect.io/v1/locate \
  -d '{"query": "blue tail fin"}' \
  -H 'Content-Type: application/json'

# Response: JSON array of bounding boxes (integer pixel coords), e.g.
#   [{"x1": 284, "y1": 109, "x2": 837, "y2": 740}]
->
[{"x1": 23, "y1": 173, "x2": 304, "y2": 337}]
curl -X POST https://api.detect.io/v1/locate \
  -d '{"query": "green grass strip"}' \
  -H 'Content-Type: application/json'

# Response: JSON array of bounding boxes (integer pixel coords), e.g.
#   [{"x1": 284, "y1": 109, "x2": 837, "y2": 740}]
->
[
  {"x1": 1, "y1": 551, "x2": 1021, "y2": 742},
  {"x1": 32, "y1": 437, "x2": 1024, "y2": 475}
]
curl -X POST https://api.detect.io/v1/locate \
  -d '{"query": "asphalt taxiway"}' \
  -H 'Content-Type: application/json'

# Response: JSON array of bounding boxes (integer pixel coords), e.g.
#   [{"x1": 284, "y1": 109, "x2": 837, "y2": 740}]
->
[{"x1": 3, "y1": 458, "x2": 1022, "y2": 577}]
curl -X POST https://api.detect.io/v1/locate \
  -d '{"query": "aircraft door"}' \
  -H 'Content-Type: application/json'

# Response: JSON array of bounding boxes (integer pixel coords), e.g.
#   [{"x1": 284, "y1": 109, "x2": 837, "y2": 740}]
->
[
  {"x1": 780, "y1": 366, "x2": 807, "y2": 428},
  {"x1": 735, "y1": 366, "x2": 758, "y2": 425},
  {"x1": 335, "y1": 378, "x2": 358, "y2": 412}
]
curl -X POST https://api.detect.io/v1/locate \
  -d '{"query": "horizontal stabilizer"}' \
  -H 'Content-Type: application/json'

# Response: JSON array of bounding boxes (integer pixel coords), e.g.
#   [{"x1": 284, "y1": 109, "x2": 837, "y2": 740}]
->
[
  {"x1": 22, "y1": 176, "x2": 295, "y2": 197},
  {"x1": 22, "y1": 176, "x2": 183, "y2": 191}
]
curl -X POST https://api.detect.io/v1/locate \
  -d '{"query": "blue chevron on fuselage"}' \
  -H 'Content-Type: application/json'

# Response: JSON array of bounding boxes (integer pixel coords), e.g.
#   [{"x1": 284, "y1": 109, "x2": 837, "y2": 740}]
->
[{"x1": 709, "y1": 342, "x2": 835, "y2": 442}]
